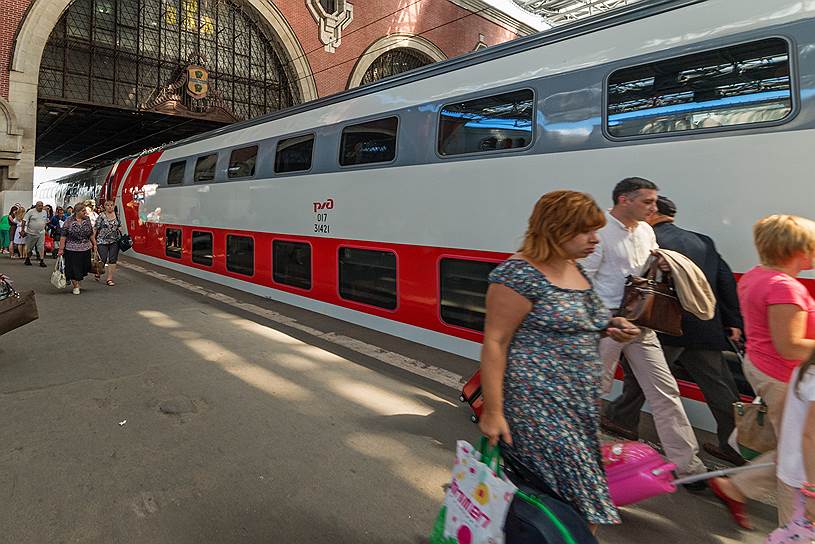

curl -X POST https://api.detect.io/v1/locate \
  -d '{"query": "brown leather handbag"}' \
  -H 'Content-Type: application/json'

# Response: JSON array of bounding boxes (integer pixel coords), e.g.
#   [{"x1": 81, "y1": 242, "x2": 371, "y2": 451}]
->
[
  {"x1": 0, "y1": 278, "x2": 39, "y2": 336},
  {"x1": 615, "y1": 259, "x2": 683, "y2": 336}
]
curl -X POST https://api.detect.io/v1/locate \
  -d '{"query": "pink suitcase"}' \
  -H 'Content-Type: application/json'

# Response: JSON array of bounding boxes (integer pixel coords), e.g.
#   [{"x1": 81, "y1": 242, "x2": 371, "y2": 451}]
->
[{"x1": 602, "y1": 441, "x2": 677, "y2": 506}]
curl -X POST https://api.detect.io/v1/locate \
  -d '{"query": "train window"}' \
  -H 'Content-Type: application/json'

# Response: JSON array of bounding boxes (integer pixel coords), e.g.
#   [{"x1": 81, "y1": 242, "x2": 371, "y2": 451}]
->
[
  {"x1": 440, "y1": 259, "x2": 499, "y2": 331},
  {"x1": 167, "y1": 161, "x2": 186, "y2": 185},
  {"x1": 273, "y1": 240, "x2": 311, "y2": 290},
  {"x1": 275, "y1": 134, "x2": 314, "y2": 173},
  {"x1": 165, "y1": 228, "x2": 182, "y2": 258},
  {"x1": 194, "y1": 154, "x2": 218, "y2": 182},
  {"x1": 338, "y1": 247, "x2": 397, "y2": 309},
  {"x1": 226, "y1": 235, "x2": 254, "y2": 276},
  {"x1": 607, "y1": 38, "x2": 793, "y2": 138},
  {"x1": 191, "y1": 231, "x2": 213, "y2": 266},
  {"x1": 438, "y1": 90, "x2": 534, "y2": 156},
  {"x1": 340, "y1": 117, "x2": 398, "y2": 166},
  {"x1": 228, "y1": 146, "x2": 257, "y2": 178}
]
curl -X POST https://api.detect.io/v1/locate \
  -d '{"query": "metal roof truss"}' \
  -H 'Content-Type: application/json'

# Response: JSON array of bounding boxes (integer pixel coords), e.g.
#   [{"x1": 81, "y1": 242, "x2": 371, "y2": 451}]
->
[{"x1": 512, "y1": 0, "x2": 643, "y2": 24}]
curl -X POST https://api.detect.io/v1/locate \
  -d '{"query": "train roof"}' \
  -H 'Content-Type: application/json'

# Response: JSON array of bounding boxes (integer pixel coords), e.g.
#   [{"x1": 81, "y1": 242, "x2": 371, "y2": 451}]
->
[{"x1": 165, "y1": 0, "x2": 704, "y2": 152}]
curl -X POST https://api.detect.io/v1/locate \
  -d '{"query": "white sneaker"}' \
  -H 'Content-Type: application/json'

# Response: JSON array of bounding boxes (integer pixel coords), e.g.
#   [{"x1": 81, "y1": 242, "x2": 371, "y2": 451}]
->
[{"x1": 72, "y1": 287, "x2": 80, "y2": 295}]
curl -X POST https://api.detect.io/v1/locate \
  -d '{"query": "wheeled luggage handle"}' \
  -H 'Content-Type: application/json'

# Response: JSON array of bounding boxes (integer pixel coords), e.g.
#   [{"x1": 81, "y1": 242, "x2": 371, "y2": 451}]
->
[{"x1": 671, "y1": 462, "x2": 775, "y2": 486}]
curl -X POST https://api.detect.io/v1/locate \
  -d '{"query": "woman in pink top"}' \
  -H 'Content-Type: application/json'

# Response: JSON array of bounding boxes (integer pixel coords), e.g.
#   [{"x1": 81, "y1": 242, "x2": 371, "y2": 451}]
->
[{"x1": 711, "y1": 215, "x2": 815, "y2": 529}]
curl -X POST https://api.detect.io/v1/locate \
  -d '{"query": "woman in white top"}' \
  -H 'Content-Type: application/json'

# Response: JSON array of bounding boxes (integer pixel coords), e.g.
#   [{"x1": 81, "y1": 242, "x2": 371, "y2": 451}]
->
[
  {"x1": 11, "y1": 207, "x2": 26, "y2": 259},
  {"x1": 775, "y1": 356, "x2": 815, "y2": 526}
]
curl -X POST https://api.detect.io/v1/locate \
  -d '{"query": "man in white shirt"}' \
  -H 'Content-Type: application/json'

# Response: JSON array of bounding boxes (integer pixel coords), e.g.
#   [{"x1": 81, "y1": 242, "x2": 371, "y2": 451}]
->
[
  {"x1": 22, "y1": 201, "x2": 48, "y2": 268},
  {"x1": 581, "y1": 177, "x2": 707, "y2": 479}
]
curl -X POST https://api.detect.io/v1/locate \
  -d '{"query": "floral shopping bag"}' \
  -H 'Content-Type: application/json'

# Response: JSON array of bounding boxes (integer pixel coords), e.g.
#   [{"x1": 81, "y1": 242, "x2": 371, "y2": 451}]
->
[{"x1": 430, "y1": 439, "x2": 517, "y2": 544}]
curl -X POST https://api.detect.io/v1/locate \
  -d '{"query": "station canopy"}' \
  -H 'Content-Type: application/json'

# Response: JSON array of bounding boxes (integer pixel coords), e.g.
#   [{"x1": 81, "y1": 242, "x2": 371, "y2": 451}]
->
[
  {"x1": 35, "y1": 0, "x2": 301, "y2": 169},
  {"x1": 511, "y1": 0, "x2": 643, "y2": 25}
]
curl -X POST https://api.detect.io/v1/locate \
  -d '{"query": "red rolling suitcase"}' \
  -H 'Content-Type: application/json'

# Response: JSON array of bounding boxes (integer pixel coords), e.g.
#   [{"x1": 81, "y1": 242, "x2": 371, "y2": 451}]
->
[{"x1": 459, "y1": 369, "x2": 483, "y2": 423}]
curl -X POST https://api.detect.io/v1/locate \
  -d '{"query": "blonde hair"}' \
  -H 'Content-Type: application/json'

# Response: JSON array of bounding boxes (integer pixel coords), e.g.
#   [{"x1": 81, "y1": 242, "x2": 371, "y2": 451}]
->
[
  {"x1": 754, "y1": 214, "x2": 815, "y2": 266},
  {"x1": 519, "y1": 190, "x2": 606, "y2": 262}
]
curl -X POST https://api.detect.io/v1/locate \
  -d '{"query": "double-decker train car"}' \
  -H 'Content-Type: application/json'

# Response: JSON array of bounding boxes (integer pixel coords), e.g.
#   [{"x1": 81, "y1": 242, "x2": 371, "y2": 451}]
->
[
  {"x1": 101, "y1": 0, "x2": 812, "y2": 431},
  {"x1": 34, "y1": 165, "x2": 114, "y2": 210}
]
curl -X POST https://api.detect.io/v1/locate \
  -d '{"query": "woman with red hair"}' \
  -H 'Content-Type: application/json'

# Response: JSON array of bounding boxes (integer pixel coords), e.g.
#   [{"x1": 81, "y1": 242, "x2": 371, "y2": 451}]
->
[{"x1": 479, "y1": 190, "x2": 640, "y2": 528}]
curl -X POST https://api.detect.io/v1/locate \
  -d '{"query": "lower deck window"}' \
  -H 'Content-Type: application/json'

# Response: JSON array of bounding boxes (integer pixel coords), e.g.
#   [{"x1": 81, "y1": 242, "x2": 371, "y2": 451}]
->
[
  {"x1": 192, "y1": 231, "x2": 213, "y2": 266},
  {"x1": 226, "y1": 235, "x2": 254, "y2": 276},
  {"x1": 273, "y1": 240, "x2": 311, "y2": 290},
  {"x1": 339, "y1": 247, "x2": 397, "y2": 310},
  {"x1": 440, "y1": 258, "x2": 498, "y2": 331},
  {"x1": 165, "y1": 228, "x2": 182, "y2": 258}
]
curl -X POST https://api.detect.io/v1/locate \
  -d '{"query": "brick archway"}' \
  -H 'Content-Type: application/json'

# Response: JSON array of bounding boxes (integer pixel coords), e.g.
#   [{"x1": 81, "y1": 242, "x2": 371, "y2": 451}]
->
[
  {"x1": 2, "y1": 0, "x2": 317, "y2": 210},
  {"x1": 346, "y1": 34, "x2": 447, "y2": 89}
]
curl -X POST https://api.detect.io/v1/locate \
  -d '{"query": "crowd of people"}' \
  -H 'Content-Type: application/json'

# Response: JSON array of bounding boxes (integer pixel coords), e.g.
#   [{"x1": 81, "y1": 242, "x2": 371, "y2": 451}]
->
[
  {"x1": 479, "y1": 178, "x2": 815, "y2": 537},
  {"x1": 0, "y1": 199, "x2": 122, "y2": 295},
  {"x1": 4, "y1": 182, "x2": 813, "y2": 538}
]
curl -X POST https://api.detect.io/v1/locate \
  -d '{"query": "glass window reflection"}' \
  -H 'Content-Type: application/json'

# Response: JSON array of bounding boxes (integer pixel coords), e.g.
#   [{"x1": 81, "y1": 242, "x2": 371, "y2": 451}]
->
[
  {"x1": 607, "y1": 38, "x2": 792, "y2": 138},
  {"x1": 438, "y1": 90, "x2": 534, "y2": 156}
]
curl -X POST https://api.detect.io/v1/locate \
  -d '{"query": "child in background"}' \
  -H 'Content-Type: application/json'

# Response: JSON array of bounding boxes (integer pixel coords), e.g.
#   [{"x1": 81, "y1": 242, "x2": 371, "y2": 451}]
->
[{"x1": 770, "y1": 355, "x2": 815, "y2": 539}]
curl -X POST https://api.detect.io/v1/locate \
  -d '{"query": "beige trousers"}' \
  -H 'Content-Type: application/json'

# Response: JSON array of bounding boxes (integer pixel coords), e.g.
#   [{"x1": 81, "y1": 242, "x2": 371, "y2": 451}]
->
[
  {"x1": 600, "y1": 328, "x2": 707, "y2": 476},
  {"x1": 730, "y1": 356, "x2": 788, "y2": 503}
]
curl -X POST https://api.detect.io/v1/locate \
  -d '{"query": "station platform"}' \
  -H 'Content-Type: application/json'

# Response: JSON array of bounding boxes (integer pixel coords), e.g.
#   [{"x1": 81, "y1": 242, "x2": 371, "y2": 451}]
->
[{"x1": 0, "y1": 255, "x2": 777, "y2": 543}]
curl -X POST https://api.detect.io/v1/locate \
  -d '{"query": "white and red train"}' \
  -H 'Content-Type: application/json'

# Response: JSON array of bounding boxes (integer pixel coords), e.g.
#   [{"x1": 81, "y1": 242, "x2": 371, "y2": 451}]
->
[{"x1": 38, "y1": 0, "x2": 815, "y2": 430}]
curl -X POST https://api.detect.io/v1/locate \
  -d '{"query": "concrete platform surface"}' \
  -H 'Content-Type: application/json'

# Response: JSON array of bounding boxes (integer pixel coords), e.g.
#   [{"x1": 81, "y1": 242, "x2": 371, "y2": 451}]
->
[{"x1": 0, "y1": 255, "x2": 776, "y2": 543}]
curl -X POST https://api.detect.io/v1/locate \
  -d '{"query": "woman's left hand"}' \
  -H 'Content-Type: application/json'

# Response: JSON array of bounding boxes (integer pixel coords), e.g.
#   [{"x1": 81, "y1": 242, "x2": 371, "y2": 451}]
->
[{"x1": 805, "y1": 496, "x2": 815, "y2": 522}]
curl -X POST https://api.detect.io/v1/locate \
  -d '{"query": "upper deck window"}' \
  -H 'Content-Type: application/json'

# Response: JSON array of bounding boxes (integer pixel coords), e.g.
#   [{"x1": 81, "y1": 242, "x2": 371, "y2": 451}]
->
[
  {"x1": 228, "y1": 146, "x2": 258, "y2": 178},
  {"x1": 607, "y1": 38, "x2": 793, "y2": 138},
  {"x1": 340, "y1": 117, "x2": 398, "y2": 166},
  {"x1": 438, "y1": 90, "x2": 534, "y2": 156},
  {"x1": 194, "y1": 154, "x2": 218, "y2": 182},
  {"x1": 167, "y1": 161, "x2": 186, "y2": 185},
  {"x1": 275, "y1": 134, "x2": 314, "y2": 174}
]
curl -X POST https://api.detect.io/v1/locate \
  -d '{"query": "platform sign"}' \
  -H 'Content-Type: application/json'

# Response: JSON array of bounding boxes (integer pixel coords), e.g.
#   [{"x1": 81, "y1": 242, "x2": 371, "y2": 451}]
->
[{"x1": 186, "y1": 65, "x2": 209, "y2": 99}]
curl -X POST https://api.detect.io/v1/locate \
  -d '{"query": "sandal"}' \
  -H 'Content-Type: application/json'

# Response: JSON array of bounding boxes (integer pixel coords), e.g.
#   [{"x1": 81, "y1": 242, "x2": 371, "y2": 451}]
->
[{"x1": 106, "y1": 280, "x2": 115, "y2": 286}]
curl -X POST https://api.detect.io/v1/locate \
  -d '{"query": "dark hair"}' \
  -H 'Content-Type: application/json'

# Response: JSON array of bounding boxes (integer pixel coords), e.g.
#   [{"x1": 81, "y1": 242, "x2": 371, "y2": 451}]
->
[{"x1": 612, "y1": 177, "x2": 659, "y2": 205}]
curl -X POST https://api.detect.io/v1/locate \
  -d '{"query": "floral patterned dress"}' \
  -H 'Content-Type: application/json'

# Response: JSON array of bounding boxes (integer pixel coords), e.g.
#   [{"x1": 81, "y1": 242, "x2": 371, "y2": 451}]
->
[{"x1": 490, "y1": 258, "x2": 620, "y2": 525}]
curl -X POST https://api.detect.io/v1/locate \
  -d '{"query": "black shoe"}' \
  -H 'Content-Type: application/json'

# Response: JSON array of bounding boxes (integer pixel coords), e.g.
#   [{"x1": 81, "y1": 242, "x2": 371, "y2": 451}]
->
[
  {"x1": 39, "y1": 261, "x2": 47, "y2": 268},
  {"x1": 682, "y1": 480, "x2": 709, "y2": 494},
  {"x1": 703, "y1": 442, "x2": 746, "y2": 466},
  {"x1": 24, "y1": 258, "x2": 31, "y2": 266},
  {"x1": 600, "y1": 416, "x2": 639, "y2": 441}
]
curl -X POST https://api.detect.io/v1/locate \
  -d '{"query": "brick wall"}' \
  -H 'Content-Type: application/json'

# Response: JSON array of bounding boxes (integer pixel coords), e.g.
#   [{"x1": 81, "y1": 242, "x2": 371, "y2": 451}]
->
[
  {"x1": 274, "y1": 0, "x2": 522, "y2": 97},
  {"x1": 0, "y1": 0, "x2": 524, "y2": 100},
  {"x1": 0, "y1": 0, "x2": 32, "y2": 99}
]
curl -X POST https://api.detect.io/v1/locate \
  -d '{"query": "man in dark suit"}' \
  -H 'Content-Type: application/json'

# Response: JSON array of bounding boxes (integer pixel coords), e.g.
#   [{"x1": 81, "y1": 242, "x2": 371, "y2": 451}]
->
[{"x1": 601, "y1": 196, "x2": 745, "y2": 466}]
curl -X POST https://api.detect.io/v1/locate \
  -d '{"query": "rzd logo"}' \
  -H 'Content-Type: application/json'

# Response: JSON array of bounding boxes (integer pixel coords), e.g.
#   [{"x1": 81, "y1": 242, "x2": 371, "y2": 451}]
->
[{"x1": 313, "y1": 198, "x2": 334, "y2": 213}]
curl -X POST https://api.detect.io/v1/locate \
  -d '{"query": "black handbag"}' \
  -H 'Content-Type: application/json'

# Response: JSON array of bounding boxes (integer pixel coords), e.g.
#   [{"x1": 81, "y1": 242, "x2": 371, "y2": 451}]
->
[
  {"x1": 500, "y1": 444, "x2": 598, "y2": 544},
  {"x1": 0, "y1": 277, "x2": 39, "y2": 336},
  {"x1": 117, "y1": 233, "x2": 132, "y2": 252},
  {"x1": 114, "y1": 210, "x2": 132, "y2": 252}
]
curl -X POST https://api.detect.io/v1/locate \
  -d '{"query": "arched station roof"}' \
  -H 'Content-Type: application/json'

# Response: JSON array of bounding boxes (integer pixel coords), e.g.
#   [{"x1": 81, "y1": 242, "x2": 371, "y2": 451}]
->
[{"x1": 511, "y1": 0, "x2": 643, "y2": 25}]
